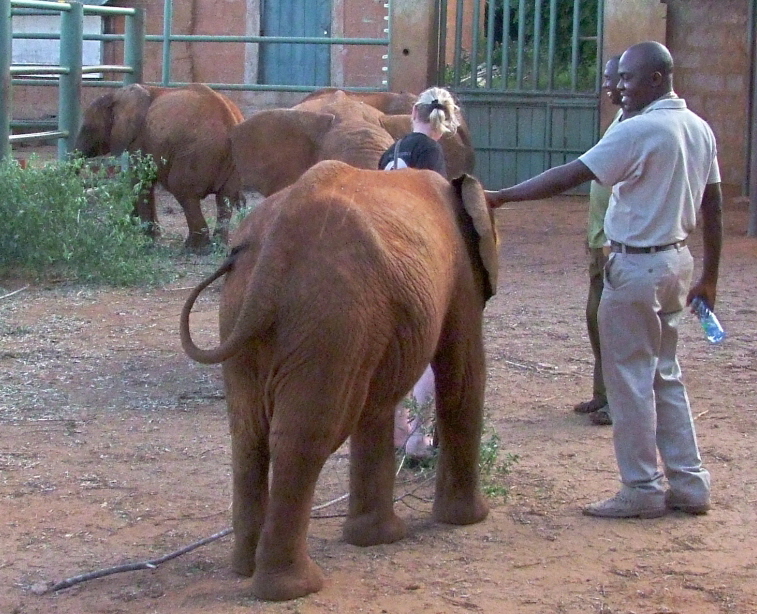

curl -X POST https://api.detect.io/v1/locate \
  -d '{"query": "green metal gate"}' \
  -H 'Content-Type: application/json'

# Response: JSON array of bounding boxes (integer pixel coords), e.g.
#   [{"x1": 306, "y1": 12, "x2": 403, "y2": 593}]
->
[{"x1": 440, "y1": 0, "x2": 603, "y2": 190}]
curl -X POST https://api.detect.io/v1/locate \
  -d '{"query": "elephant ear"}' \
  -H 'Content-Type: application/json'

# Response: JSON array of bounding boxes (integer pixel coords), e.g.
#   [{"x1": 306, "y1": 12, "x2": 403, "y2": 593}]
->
[
  {"x1": 379, "y1": 114, "x2": 412, "y2": 140},
  {"x1": 231, "y1": 109, "x2": 335, "y2": 196},
  {"x1": 110, "y1": 84, "x2": 152, "y2": 155},
  {"x1": 452, "y1": 174, "x2": 499, "y2": 300}
]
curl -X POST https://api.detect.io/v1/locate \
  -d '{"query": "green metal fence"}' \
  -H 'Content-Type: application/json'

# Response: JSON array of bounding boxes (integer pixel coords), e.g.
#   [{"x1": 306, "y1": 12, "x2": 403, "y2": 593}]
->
[
  {"x1": 1, "y1": 0, "x2": 392, "y2": 162},
  {"x1": 440, "y1": 0, "x2": 603, "y2": 190},
  {"x1": 0, "y1": 0, "x2": 144, "y2": 160},
  {"x1": 150, "y1": 0, "x2": 390, "y2": 92}
]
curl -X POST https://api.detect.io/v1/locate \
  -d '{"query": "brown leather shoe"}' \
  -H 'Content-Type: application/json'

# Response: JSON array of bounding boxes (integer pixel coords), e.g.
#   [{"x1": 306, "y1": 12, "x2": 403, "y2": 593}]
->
[
  {"x1": 573, "y1": 398, "x2": 607, "y2": 414},
  {"x1": 589, "y1": 407, "x2": 612, "y2": 426}
]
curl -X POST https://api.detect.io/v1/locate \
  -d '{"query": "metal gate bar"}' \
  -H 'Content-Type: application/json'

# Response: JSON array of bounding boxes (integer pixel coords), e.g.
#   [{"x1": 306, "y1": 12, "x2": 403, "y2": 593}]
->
[
  {"x1": 1, "y1": 0, "x2": 143, "y2": 160},
  {"x1": 442, "y1": 0, "x2": 603, "y2": 189}
]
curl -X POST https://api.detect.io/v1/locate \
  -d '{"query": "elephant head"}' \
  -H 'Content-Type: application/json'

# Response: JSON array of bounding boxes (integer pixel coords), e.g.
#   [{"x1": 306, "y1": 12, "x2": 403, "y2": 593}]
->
[
  {"x1": 75, "y1": 84, "x2": 154, "y2": 157},
  {"x1": 180, "y1": 161, "x2": 502, "y2": 600}
]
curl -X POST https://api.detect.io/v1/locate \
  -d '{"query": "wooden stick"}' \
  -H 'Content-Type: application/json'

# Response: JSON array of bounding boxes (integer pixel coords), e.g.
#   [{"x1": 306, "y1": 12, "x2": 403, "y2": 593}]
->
[
  {"x1": 0, "y1": 285, "x2": 29, "y2": 301},
  {"x1": 44, "y1": 527, "x2": 233, "y2": 594}
]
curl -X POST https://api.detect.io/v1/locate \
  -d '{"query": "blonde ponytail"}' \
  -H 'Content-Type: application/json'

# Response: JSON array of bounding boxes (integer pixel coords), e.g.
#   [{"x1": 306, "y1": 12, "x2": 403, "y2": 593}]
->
[{"x1": 414, "y1": 87, "x2": 461, "y2": 135}]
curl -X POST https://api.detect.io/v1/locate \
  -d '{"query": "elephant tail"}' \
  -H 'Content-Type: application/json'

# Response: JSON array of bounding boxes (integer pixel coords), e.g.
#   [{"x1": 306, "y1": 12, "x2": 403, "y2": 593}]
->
[{"x1": 180, "y1": 245, "x2": 245, "y2": 364}]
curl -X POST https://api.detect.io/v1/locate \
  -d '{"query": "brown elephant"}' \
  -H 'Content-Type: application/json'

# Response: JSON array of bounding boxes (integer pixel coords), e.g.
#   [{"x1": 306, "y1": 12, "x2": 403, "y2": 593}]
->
[
  {"x1": 296, "y1": 87, "x2": 418, "y2": 115},
  {"x1": 230, "y1": 88, "x2": 475, "y2": 197},
  {"x1": 75, "y1": 83, "x2": 244, "y2": 251},
  {"x1": 180, "y1": 160, "x2": 501, "y2": 601}
]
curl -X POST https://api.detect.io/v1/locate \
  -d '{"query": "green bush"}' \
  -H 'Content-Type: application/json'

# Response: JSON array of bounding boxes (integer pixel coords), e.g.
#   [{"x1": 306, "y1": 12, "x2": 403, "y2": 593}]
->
[{"x1": 0, "y1": 153, "x2": 173, "y2": 286}]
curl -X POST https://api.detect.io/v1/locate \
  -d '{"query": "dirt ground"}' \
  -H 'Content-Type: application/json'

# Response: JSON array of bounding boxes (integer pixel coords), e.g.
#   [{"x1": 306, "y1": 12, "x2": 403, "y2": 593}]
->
[{"x1": 1, "y1": 188, "x2": 756, "y2": 614}]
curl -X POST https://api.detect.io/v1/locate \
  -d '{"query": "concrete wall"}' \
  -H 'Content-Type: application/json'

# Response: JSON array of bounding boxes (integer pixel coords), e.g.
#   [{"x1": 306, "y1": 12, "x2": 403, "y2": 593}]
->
[
  {"x1": 663, "y1": 0, "x2": 750, "y2": 197},
  {"x1": 388, "y1": 0, "x2": 438, "y2": 95},
  {"x1": 602, "y1": 0, "x2": 750, "y2": 197},
  {"x1": 10, "y1": 0, "x2": 391, "y2": 123}
]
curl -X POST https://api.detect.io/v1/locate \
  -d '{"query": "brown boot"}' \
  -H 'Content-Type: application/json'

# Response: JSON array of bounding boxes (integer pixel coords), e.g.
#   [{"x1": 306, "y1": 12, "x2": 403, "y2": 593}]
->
[
  {"x1": 573, "y1": 398, "x2": 607, "y2": 414},
  {"x1": 589, "y1": 406, "x2": 612, "y2": 426}
]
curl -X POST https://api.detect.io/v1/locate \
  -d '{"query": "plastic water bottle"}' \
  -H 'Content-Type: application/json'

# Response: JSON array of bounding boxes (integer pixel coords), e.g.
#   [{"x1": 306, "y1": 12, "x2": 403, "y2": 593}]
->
[{"x1": 691, "y1": 297, "x2": 726, "y2": 343}]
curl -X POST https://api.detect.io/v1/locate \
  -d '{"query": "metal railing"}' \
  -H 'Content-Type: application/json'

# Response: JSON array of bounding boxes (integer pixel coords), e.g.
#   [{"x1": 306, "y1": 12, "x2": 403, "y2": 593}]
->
[
  {"x1": 2, "y1": 0, "x2": 395, "y2": 162},
  {"x1": 1, "y1": 0, "x2": 144, "y2": 160}
]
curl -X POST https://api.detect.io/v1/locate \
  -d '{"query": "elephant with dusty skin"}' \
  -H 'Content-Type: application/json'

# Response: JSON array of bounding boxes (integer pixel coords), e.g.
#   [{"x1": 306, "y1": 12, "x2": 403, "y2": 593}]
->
[
  {"x1": 75, "y1": 83, "x2": 244, "y2": 251},
  {"x1": 230, "y1": 88, "x2": 475, "y2": 197},
  {"x1": 296, "y1": 86, "x2": 418, "y2": 115},
  {"x1": 180, "y1": 160, "x2": 501, "y2": 600}
]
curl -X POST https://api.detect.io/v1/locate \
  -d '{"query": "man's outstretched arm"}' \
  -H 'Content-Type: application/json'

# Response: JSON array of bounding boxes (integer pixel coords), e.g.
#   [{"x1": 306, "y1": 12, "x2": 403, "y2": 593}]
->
[{"x1": 485, "y1": 160, "x2": 598, "y2": 205}]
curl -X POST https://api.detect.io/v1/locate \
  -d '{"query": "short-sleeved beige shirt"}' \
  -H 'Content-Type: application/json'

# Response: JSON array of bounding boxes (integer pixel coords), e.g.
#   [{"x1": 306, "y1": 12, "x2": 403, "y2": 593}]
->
[{"x1": 579, "y1": 96, "x2": 720, "y2": 247}]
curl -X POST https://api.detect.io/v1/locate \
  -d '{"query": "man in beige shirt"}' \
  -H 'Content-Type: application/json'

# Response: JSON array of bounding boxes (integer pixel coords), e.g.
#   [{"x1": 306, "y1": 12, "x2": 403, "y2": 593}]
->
[{"x1": 486, "y1": 42, "x2": 721, "y2": 519}]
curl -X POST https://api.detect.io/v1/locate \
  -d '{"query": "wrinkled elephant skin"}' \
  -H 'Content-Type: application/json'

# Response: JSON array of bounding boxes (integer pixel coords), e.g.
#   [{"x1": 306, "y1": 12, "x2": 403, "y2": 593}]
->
[
  {"x1": 75, "y1": 83, "x2": 244, "y2": 251},
  {"x1": 180, "y1": 161, "x2": 501, "y2": 601}
]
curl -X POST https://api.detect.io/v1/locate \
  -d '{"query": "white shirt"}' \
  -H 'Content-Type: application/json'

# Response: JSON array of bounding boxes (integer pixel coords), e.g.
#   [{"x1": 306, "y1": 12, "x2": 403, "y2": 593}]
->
[{"x1": 579, "y1": 96, "x2": 720, "y2": 247}]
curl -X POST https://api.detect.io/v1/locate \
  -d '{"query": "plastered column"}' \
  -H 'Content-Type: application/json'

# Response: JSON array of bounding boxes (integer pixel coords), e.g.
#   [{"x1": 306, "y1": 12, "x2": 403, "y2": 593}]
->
[
  {"x1": 601, "y1": 0, "x2": 667, "y2": 130},
  {"x1": 388, "y1": 0, "x2": 439, "y2": 94}
]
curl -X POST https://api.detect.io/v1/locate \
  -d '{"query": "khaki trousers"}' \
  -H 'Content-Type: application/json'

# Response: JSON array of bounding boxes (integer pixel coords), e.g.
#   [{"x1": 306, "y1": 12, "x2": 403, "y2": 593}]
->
[
  {"x1": 586, "y1": 247, "x2": 608, "y2": 405},
  {"x1": 598, "y1": 246, "x2": 710, "y2": 503}
]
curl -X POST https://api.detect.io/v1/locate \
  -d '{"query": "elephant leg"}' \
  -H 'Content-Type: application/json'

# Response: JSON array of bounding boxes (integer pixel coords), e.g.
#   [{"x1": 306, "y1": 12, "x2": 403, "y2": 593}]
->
[
  {"x1": 213, "y1": 193, "x2": 233, "y2": 244},
  {"x1": 133, "y1": 182, "x2": 160, "y2": 239},
  {"x1": 431, "y1": 332, "x2": 490, "y2": 526},
  {"x1": 343, "y1": 402, "x2": 406, "y2": 547},
  {"x1": 250, "y1": 399, "x2": 333, "y2": 601},
  {"x1": 178, "y1": 195, "x2": 210, "y2": 251},
  {"x1": 224, "y1": 363, "x2": 269, "y2": 577}
]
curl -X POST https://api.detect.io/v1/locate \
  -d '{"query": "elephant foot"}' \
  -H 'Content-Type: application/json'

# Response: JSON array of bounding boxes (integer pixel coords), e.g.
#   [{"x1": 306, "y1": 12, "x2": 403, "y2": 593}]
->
[
  {"x1": 184, "y1": 231, "x2": 211, "y2": 253},
  {"x1": 232, "y1": 548, "x2": 256, "y2": 577},
  {"x1": 250, "y1": 557, "x2": 324, "y2": 601},
  {"x1": 139, "y1": 221, "x2": 161, "y2": 240},
  {"x1": 342, "y1": 511, "x2": 406, "y2": 547},
  {"x1": 212, "y1": 228, "x2": 230, "y2": 246},
  {"x1": 432, "y1": 493, "x2": 489, "y2": 526}
]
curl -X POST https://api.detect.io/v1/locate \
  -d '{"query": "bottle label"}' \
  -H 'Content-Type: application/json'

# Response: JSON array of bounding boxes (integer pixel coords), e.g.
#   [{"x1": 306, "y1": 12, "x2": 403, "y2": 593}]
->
[{"x1": 691, "y1": 297, "x2": 726, "y2": 344}]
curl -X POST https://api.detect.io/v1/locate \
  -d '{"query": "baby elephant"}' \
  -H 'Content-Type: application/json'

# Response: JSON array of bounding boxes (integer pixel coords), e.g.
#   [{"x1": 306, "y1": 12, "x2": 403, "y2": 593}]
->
[
  {"x1": 75, "y1": 83, "x2": 244, "y2": 251},
  {"x1": 180, "y1": 160, "x2": 502, "y2": 600}
]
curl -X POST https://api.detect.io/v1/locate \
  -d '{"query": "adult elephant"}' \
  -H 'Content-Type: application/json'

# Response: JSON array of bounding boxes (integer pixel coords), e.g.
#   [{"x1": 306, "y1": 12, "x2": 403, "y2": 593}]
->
[
  {"x1": 75, "y1": 83, "x2": 244, "y2": 251},
  {"x1": 230, "y1": 88, "x2": 475, "y2": 197},
  {"x1": 180, "y1": 160, "x2": 501, "y2": 601}
]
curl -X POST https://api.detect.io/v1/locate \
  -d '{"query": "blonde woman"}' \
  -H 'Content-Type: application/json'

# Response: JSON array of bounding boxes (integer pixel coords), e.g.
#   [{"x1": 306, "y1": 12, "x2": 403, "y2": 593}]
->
[
  {"x1": 381, "y1": 86, "x2": 462, "y2": 459},
  {"x1": 379, "y1": 86, "x2": 461, "y2": 177}
]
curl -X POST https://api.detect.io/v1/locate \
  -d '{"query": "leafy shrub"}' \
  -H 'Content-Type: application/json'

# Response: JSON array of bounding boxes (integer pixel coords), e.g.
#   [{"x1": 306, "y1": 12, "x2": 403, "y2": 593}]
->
[{"x1": 0, "y1": 153, "x2": 173, "y2": 286}]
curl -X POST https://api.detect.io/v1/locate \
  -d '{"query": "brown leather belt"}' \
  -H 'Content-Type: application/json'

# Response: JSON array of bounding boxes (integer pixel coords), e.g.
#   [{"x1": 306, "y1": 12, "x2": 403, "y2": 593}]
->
[{"x1": 610, "y1": 240, "x2": 687, "y2": 254}]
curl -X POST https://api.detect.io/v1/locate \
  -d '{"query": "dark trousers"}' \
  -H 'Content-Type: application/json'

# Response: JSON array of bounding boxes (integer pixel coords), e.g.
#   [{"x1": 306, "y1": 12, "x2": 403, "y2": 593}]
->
[{"x1": 586, "y1": 247, "x2": 608, "y2": 405}]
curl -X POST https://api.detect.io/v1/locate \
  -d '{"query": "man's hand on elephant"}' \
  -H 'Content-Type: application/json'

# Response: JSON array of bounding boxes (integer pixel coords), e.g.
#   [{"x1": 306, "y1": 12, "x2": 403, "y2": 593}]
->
[{"x1": 484, "y1": 189, "x2": 508, "y2": 207}]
